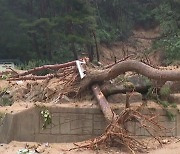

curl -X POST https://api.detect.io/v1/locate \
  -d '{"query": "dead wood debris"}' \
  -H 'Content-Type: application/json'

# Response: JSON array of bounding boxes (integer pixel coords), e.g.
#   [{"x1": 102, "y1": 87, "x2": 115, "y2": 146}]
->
[
  {"x1": 70, "y1": 107, "x2": 169, "y2": 153},
  {"x1": 1, "y1": 59, "x2": 179, "y2": 153},
  {"x1": 81, "y1": 83, "x2": 168, "y2": 153},
  {"x1": 2, "y1": 60, "x2": 83, "y2": 102}
]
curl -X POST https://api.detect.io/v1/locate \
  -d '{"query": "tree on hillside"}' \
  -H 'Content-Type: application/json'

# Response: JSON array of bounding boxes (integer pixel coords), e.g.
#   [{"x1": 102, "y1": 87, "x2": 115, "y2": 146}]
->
[
  {"x1": 54, "y1": 0, "x2": 96, "y2": 60},
  {"x1": 153, "y1": 0, "x2": 180, "y2": 63},
  {"x1": 0, "y1": 0, "x2": 179, "y2": 64},
  {"x1": 0, "y1": 0, "x2": 96, "y2": 62}
]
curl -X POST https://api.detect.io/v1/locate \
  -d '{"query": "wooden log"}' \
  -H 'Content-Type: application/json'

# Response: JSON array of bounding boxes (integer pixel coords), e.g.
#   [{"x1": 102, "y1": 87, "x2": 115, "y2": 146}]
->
[
  {"x1": 8, "y1": 74, "x2": 63, "y2": 81},
  {"x1": 12, "y1": 61, "x2": 77, "y2": 78},
  {"x1": 91, "y1": 84, "x2": 117, "y2": 123},
  {"x1": 101, "y1": 84, "x2": 151, "y2": 96}
]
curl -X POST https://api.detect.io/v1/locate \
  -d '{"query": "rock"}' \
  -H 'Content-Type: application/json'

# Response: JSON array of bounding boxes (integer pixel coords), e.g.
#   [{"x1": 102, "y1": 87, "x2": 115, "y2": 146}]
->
[
  {"x1": 0, "y1": 94, "x2": 13, "y2": 106},
  {"x1": 164, "y1": 81, "x2": 180, "y2": 93},
  {"x1": 107, "y1": 92, "x2": 142, "y2": 104},
  {"x1": 35, "y1": 145, "x2": 46, "y2": 153},
  {"x1": 162, "y1": 139, "x2": 169, "y2": 144},
  {"x1": 168, "y1": 93, "x2": 180, "y2": 104},
  {"x1": 59, "y1": 95, "x2": 72, "y2": 103},
  {"x1": 16, "y1": 81, "x2": 24, "y2": 85},
  {"x1": 127, "y1": 75, "x2": 152, "y2": 87}
]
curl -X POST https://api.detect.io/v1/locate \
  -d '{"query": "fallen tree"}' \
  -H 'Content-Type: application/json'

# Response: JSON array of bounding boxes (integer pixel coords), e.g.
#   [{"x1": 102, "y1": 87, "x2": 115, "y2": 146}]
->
[
  {"x1": 71, "y1": 103, "x2": 167, "y2": 153},
  {"x1": 72, "y1": 60, "x2": 179, "y2": 153},
  {"x1": 73, "y1": 83, "x2": 167, "y2": 153},
  {"x1": 78, "y1": 60, "x2": 180, "y2": 94}
]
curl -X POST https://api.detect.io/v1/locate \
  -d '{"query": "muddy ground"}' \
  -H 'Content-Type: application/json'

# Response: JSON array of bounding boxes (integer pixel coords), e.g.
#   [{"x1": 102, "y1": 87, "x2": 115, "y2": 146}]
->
[{"x1": 0, "y1": 138, "x2": 180, "y2": 154}]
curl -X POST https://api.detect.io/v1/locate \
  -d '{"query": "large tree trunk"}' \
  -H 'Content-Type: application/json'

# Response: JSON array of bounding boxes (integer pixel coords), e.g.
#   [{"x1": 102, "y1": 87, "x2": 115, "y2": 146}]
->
[
  {"x1": 71, "y1": 42, "x2": 78, "y2": 60},
  {"x1": 12, "y1": 60, "x2": 77, "y2": 78},
  {"x1": 86, "y1": 44, "x2": 94, "y2": 62},
  {"x1": 79, "y1": 60, "x2": 180, "y2": 93},
  {"x1": 92, "y1": 31, "x2": 100, "y2": 62},
  {"x1": 91, "y1": 84, "x2": 117, "y2": 122}
]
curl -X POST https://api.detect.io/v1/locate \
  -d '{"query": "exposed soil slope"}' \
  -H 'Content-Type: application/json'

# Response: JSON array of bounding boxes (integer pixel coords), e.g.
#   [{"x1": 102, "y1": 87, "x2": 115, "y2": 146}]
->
[{"x1": 99, "y1": 27, "x2": 164, "y2": 66}]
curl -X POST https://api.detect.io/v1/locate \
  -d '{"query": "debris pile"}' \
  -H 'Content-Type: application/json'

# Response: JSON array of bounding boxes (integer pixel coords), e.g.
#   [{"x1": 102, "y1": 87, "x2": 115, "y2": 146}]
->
[
  {"x1": 2, "y1": 59, "x2": 88, "y2": 103},
  {"x1": 0, "y1": 58, "x2": 180, "y2": 153},
  {"x1": 72, "y1": 108, "x2": 169, "y2": 153}
]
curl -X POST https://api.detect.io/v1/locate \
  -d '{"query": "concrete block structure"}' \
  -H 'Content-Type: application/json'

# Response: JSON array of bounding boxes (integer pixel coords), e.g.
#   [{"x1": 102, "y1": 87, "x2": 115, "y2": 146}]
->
[{"x1": 0, "y1": 104, "x2": 180, "y2": 143}]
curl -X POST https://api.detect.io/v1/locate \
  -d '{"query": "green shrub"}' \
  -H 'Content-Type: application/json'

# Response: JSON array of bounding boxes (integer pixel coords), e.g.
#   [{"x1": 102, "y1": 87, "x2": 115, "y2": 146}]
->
[{"x1": 160, "y1": 85, "x2": 171, "y2": 97}]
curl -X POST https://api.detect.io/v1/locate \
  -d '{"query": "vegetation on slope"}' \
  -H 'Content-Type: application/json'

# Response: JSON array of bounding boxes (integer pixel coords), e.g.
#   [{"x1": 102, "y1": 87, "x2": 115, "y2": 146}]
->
[{"x1": 0, "y1": 0, "x2": 179, "y2": 65}]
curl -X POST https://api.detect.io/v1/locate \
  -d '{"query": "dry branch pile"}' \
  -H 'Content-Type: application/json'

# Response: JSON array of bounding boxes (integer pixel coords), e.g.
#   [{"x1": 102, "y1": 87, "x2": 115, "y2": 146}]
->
[
  {"x1": 4, "y1": 60, "x2": 85, "y2": 102},
  {"x1": 72, "y1": 108, "x2": 168, "y2": 153}
]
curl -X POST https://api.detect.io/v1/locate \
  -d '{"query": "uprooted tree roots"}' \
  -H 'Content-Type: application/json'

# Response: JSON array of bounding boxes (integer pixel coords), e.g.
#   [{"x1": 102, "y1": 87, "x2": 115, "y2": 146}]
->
[
  {"x1": 71, "y1": 108, "x2": 168, "y2": 153},
  {"x1": 71, "y1": 84, "x2": 168, "y2": 153}
]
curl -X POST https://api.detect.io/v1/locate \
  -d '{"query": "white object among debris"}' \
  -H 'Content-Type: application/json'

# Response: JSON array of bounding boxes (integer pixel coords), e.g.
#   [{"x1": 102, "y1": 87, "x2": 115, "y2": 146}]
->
[
  {"x1": 76, "y1": 60, "x2": 86, "y2": 79},
  {"x1": 0, "y1": 61, "x2": 15, "y2": 72},
  {"x1": 16, "y1": 81, "x2": 24, "y2": 85}
]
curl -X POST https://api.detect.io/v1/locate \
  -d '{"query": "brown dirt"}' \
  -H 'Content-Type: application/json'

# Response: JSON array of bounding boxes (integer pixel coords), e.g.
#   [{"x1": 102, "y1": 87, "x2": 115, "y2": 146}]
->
[
  {"x1": 149, "y1": 140, "x2": 180, "y2": 154},
  {"x1": 99, "y1": 27, "x2": 164, "y2": 66},
  {"x1": 0, "y1": 138, "x2": 180, "y2": 154},
  {"x1": 0, "y1": 141, "x2": 128, "y2": 154}
]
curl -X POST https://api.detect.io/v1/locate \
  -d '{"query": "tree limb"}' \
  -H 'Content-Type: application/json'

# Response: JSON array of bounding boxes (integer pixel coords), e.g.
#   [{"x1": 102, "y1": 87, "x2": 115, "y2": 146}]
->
[
  {"x1": 79, "y1": 60, "x2": 180, "y2": 93},
  {"x1": 12, "y1": 61, "x2": 77, "y2": 78},
  {"x1": 91, "y1": 84, "x2": 117, "y2": 122}
]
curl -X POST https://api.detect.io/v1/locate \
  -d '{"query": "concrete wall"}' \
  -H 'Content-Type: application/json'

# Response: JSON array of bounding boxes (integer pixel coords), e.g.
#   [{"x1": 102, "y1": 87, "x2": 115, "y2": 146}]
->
[{"x1": 0, "y1": 105, "x2": 180, "y2": 143}]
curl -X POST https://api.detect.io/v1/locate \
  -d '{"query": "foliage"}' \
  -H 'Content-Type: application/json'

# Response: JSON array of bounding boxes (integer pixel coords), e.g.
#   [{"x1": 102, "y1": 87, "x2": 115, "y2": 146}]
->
[
  {"x1": 18, "y1": 59, "x2": 51, "y2": 70},
  {"x1": 0, "y1": 0, "x2": 179, "y2": 63},
  {"x1": 17, "y1": 149, "x2": 35, "y2": 154},
  {"x1": 1, "y1": 74, "x2": 11, "y2": 80},
  {"x1": 166, "y1": 110, "x2": 175, "y2": 121},
  {"x1": 0, "y1": 0, "x2": 96, "y2": 62},
  {"x1": 40, "y1": 108, "x2": 52, "y2": 129},
  {"x1": 0, "y1": 112, "x2": 6, "y2": 124},
  {"x1": 153, "y1": 34, "x2": 180, "y2": 63},
  {"x1": 0, "y1": 97, "x2": 13, "y2": 106},
  {"x1": 146, "y1": 86, "x2": 177, "y2": 121},
  {"x1": 160, "y1": 85, "x2": 171, "y2": 97},
  {"x1": 0, "y1": 87, "x2": 13, "y2": 106},
  {"x1": 152, "y1": 0, "x2": 180, "y2": 63}
]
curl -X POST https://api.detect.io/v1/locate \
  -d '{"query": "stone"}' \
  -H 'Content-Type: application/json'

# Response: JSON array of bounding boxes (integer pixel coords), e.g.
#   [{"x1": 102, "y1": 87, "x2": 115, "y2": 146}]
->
[
  {"x1": 169, "y1": 93, "x2": 180, "y2": 104},
  {"x1": 107, "y1": 92, "x2": 142, "y2": 104},
  {"x1": 35, "y1": 145, "x2": 46, "y2": 153},
  {"x1": 162, "y1": 139, "x2": 170, "y2": 144},
  {"x1": 127, "y1": 75, "x2": 151, "y2": 87},
  {"x1": 164, "y1": 81, "x2": 180, "y2": 93},
  {"x1": 59, "y1": 95, "x2": 72, "y2": 103}
]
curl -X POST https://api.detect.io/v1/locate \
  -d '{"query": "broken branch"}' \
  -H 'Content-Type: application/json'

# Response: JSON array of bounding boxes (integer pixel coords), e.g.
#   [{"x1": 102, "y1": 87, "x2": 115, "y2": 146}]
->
[
  {"x1": 12, "y1": 60, "x2": 77, "y2": 78},
  {"x1": 91, "y1": 84, "x2": 117, "y2": 122}
]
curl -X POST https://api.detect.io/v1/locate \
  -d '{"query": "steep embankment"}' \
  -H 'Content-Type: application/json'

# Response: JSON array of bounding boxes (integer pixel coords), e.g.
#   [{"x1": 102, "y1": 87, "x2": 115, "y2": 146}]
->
[{"x1": 99, "y1": 27, "x2": 165, "y2": 66}]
